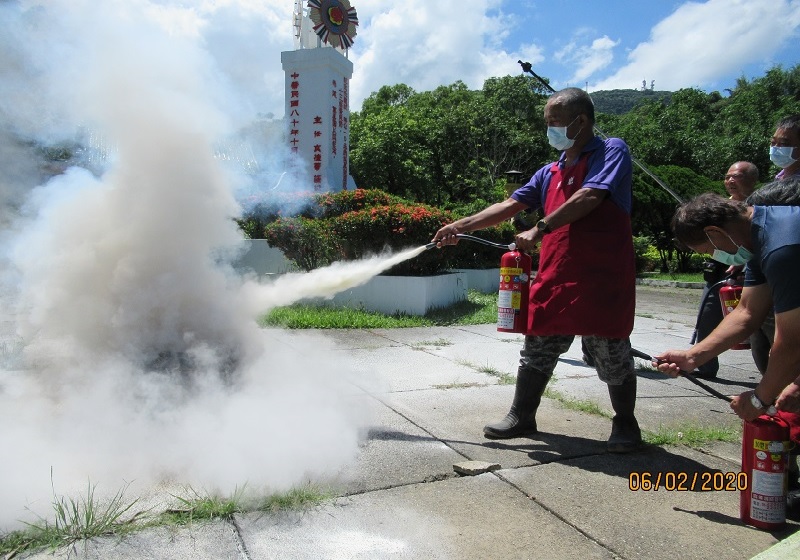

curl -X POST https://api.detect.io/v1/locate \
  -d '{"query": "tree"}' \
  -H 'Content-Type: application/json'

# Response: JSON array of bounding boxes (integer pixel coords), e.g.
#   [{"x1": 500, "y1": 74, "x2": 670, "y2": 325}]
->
[{"x1": 631, "y1": 164, "x2": 721, "y2": 271}]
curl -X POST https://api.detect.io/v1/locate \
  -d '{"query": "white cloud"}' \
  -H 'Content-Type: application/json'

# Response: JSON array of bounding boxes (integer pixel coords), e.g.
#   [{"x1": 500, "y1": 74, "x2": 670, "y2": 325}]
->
[
  {"x1": 348, "y1": 0, "x2": 542, "y2": 109},
  {"x1": 555, "y1": 34, "x2": 619, "y2": 86},
  {"x1": 594, "y1": 0, "x2": 800, "y2": 91},
  {"x1": 131, "y1": 0, "x2": 550, "y2": 115}
]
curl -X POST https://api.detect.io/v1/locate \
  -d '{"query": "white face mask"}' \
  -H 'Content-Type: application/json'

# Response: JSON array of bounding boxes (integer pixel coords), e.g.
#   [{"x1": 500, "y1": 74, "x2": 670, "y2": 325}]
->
[
  {"x1": 547, "y1": 116, "x2": 580, "y2": 151},
  {"x1": 706, "y1": 231, "x2": 753, "y2": 266},
  {"x1": 769, "y1": 145, "x2": 798, "y2": 169}
]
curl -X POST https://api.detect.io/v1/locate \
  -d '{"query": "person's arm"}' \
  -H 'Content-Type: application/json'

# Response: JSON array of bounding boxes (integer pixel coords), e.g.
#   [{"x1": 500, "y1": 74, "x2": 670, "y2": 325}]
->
[
  {"x1": 731, "y1": 306, "x2": 800, "y2": 420},
  {"x1": 655, "y1": 283, "x2": 771, "y2": 375},
  {"x1": 432, "y1": 198, "x2": 528, "y2": 246},
  {"x1": 534, "y1": 187, "x2": 607, "y2": 231}
]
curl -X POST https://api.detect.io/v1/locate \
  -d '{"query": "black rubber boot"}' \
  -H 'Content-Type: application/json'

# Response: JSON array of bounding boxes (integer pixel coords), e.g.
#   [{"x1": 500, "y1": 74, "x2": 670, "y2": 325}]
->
[
  {"x1": 607, "y1": 376, "x2": 642, "y2": 453},
  {"x1": 483, "y1": 368, "x2": 550, "y2": 439}
]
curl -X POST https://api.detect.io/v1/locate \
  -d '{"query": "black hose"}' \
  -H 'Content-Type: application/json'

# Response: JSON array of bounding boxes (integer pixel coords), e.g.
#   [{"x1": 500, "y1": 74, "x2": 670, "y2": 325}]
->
[{"x1": 630, "y1": 348, "x2": 732, "y2": 403}]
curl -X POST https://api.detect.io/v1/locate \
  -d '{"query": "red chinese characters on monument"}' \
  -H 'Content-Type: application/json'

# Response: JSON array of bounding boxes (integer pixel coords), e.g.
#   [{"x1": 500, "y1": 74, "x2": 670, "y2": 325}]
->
[
  {"x1": 331, "y1": 79, "x2": 338, "y2": 158},
  {"x1": 342, "y1": 77, "x2": 349, "y2": 189},
  {"x1": 289, "y1": 72, "x2": 301, "y2": 154},
  {"x1": 313, "y1": 144, "x2": 322, "y2": 187},
  {"x1": 312, "y1": 115, "x2": 323, "y2": 181}
]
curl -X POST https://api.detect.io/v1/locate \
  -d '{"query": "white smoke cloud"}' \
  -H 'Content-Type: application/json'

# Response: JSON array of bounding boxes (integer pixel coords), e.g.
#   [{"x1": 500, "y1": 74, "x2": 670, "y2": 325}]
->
[{"x1": 0, "y1": 0, "x2": 374, "y2": 530}]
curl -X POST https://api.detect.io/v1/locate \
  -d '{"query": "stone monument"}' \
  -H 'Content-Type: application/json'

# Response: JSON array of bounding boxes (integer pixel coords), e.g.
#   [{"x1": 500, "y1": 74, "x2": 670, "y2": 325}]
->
[{"x1": 281, "y1": 0, "x2": 358, "y2": 191}]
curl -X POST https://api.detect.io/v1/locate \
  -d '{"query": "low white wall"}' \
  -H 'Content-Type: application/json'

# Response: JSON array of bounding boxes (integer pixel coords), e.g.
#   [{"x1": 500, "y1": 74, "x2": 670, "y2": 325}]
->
[
  {"x1": 232, "y1": 239, "x2": 294, "y2": 276},
  {"x1": 324, "y1": 272, "x2": 468, "y2": 316},
  {"x1": 450, "y1": 268, "x2": 500, "y2": 293},
  {"x1": 231, "y1": 243, "x2": 495, "y2": 316}
]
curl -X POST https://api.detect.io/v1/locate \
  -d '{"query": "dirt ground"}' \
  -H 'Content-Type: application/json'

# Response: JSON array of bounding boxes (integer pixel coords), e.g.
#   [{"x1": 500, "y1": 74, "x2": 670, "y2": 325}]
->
[{"x1": 634, "y1": 283, "x2": 702, "y2": 328}]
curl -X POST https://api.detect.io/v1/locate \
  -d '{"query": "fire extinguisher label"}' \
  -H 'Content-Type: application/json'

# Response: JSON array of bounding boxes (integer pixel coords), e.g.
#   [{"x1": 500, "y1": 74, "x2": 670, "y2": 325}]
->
[
  {"x1": 750, "y1": 472, "x2": 786, "y2": 523},
  {"x1": 497, "y1": 308, "x2": 515, "y2": 329},
  {"x1": 751, "y1": 470, "x2": 785, "y2": 498},
  {"x1": 498, "y1": 290, "x2": 513, "y2": 308}
]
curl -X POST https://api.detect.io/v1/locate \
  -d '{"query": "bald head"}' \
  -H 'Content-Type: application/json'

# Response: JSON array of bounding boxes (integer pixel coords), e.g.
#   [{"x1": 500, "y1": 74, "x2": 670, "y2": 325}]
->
[{"x1": 724, "y1": 161, "x2": 758, "y2": 201}]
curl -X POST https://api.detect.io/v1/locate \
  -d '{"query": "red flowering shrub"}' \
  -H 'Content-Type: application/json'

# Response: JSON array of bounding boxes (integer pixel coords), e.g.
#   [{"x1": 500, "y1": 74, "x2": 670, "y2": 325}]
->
[
  {"x1": 329, "y1": 202, "x2": 454, "y2": 275},
  {"x1": 251, "y1": 188, "x2": 526, "y2": 274},
  {"x1": 313, "y1": 189, "x2": 404, "y2": 218}
]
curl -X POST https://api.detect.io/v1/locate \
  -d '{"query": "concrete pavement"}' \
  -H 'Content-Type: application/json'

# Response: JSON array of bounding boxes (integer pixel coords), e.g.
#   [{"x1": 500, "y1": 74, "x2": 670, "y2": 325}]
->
[{"x1": 18, "y1": 285, "x2": 800, "y2": 559}]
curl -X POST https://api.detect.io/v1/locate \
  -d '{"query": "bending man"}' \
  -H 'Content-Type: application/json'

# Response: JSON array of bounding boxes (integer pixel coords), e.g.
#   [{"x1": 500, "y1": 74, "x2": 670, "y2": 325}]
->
[{"x1": 655, "y1": 182, "x2": 800, "y2": 420}]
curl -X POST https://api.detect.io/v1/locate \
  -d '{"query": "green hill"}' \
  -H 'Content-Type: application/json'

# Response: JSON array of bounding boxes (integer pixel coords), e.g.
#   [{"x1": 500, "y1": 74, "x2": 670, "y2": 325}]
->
[{"x1": 589, "y1": 89, "x2": 673, "y2": 115}]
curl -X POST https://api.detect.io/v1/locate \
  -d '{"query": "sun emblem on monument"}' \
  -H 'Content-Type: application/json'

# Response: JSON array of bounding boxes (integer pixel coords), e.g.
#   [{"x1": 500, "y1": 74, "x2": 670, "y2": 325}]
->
[{"x1": 307, "y1": 0, "x2": 359, "y2": 49}]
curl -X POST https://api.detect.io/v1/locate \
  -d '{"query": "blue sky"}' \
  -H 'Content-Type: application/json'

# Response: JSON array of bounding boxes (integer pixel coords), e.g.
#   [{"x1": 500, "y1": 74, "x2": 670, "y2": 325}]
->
[{"x1": 501, "y1": 0, "x2": 800, "y2": 93}]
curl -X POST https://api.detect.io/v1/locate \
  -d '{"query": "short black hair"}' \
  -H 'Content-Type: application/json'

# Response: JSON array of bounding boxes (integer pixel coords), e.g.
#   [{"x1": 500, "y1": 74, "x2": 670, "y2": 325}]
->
[
  {"x1": 746, "y1": 176, "x2": 800, "y2": 206},
  {"x1": 671, "y1": 193, "x2": 746, "y2": 246},
  {"x1": 776, "y1": 114, "x2": 800, "y2": 134}
]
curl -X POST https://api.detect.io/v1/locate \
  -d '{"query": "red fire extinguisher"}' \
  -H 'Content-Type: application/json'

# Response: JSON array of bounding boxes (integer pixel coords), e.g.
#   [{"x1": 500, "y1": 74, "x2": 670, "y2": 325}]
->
[
  {"x1": 497, "y1": 249, "x2": 532, "y2": 333},
  {"x1": 719, "y1": 280, "x2": 750, "y2": 349},
  {"x1": 740, "y1": 414, "x2": 791, "y2": 530}
]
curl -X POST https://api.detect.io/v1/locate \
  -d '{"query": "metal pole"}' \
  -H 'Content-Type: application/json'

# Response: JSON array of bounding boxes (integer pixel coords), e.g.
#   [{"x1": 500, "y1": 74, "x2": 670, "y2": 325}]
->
[{"x1": 518, "y1": 60, "x2": 684, "y2": 204}]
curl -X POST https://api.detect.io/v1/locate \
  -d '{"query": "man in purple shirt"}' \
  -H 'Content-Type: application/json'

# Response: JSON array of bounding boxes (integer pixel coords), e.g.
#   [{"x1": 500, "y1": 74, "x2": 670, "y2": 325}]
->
[{"x1": 433, "y1": 88, "x2": 640, "y2": 452}]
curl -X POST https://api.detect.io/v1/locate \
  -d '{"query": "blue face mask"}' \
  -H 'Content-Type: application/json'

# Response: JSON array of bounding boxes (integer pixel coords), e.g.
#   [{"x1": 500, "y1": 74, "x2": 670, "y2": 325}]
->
[
  {"x1": 547, "y1": 116, "x2": 580, "y2": 151},
  {"x1": 769, "y1": 146, "x2": 797, "y2": 169},
  {"x1": 706, "y1": 231, "x2": 753, "y2": 266}
]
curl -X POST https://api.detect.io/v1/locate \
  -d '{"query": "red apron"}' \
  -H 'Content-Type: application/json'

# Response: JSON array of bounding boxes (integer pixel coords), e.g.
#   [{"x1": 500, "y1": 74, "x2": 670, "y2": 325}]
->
[{"x1": 527, "y1": 154, "x2": 635, "y2": 337}]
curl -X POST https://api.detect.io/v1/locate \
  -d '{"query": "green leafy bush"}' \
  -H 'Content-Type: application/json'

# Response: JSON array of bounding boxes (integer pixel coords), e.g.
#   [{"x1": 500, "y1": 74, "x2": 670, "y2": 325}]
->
[
  {"x1": 633, "y1": 236, "x2": 658, "y2": 273},
  {"x1": 263, "y1": 217, "x2": 343, "y2": 271}
]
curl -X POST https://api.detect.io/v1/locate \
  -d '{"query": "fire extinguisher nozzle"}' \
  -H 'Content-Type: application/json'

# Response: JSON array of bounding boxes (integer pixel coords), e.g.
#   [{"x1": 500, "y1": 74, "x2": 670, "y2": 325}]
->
[{"x1": 424, "y1": 242, "x2": 438, "y2": 250}]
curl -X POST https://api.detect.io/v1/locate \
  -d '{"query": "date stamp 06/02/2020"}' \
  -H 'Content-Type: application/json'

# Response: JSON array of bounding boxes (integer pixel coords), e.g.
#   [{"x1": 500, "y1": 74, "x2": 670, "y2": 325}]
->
[{"x1": 628, "y1": 471, "x2": 748, "y2": 492}]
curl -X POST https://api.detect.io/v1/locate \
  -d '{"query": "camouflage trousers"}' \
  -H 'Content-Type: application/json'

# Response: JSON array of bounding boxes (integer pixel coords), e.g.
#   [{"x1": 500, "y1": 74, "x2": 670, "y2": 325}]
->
[{"x1": 520, "y1": 335, "x2": 635, "y2": 385}]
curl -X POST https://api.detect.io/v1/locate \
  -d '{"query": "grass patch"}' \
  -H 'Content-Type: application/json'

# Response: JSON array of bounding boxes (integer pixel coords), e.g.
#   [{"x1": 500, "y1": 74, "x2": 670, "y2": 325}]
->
[
  {"x1": 260, "y1": 290, "x2": 498, "y2": 329},
  {"x1": 162, "y1": 487, "x2": 245, "y2": 525},
  {"x1": 0, "y1": 479, "x2": 143, "y2": 557},
  {"x1": 0, "y1": 482, "x2": 332, "y2": 557},
  {"x1": 639, "y1": 272, "x2": 703, "y2": 282},
  {"x1": 644, "y1": 424, "x2": 741, "y2": 447},
  {"x1": 433, "y1": 381, "x2": 485, "y2": 389},
  {"x1": 544, "y1": 387, "x2": 612, "y2": 418},
  {"x1": 258, "y1": 484, "x2": 332, "y2": 513},
  {"x1": 457, "y1": 359, "x2": 515, "y2": 384},
  {"x1": 161, "y1": 483, "x2": 331, "y2": 525},
  {"x1": 411, "y1": 338, "x2": 453, "y2": 349}
]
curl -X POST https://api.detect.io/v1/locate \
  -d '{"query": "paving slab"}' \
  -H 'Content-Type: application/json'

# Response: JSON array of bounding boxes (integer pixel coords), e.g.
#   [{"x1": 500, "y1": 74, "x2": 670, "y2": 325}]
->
[
  {"x1": 378, "y1": 384, "x2": 612, "y2": 469},
  {"x1": 502, "y1": 446, "x2": 798, "y2": 560},
  {"x1": 236, "y1": 474, "x2": 618, "y2": 560},
  {"x1": 20, "y1": 522, "x2": 244, "y2": 560},
  {"x1": 327, "y1": 394, "x2": 466, "y2": 495}
]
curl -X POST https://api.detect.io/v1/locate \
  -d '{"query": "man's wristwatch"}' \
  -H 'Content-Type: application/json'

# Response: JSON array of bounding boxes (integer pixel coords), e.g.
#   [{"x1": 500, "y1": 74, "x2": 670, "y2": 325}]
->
[
  {"x1": 536, "y1": 219, "x2": 550, "y2": 234},
  {"x1": 750, "y1": 391, "x2": 777, "y2": 416}
]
